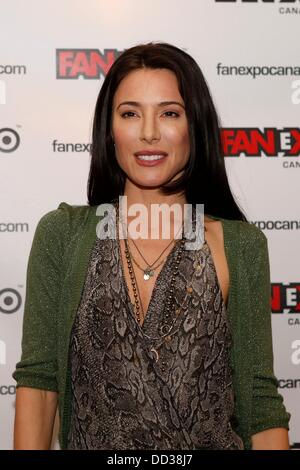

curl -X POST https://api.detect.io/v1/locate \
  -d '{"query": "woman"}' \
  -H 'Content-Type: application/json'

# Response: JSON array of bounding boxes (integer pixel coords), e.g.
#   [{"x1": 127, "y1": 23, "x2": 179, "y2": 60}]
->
[{"x1": 13, "y1": 42, "x2": 290, "y2": 450}]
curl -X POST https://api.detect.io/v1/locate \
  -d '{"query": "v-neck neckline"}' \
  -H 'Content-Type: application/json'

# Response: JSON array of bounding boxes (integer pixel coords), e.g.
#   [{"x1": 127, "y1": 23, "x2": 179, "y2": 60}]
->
[
  {"x1": 117, "y1": 233, "x2": 182, "y2": 329},
  {"x1": 115, "y1": 203, "x2": 204, "y2": 330},
  {"x1": 113, "y1": 205, "x2": 228, "y2": 332}
]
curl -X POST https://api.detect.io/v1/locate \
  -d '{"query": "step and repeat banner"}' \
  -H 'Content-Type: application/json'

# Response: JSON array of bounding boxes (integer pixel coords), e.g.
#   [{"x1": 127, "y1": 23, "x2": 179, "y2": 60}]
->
[{"x1": 0, "y1": 0, "x2": 299, "y2": 450}]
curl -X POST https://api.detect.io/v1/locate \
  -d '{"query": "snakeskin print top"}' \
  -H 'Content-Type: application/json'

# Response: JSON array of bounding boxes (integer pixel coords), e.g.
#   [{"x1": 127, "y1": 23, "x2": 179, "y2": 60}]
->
[{"x1": 66, "y1": 210, "x2": 244, "y2": 450}]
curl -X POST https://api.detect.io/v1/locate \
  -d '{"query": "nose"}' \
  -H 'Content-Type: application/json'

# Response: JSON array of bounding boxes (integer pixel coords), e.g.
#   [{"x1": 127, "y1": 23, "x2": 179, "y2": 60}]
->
[{"x1": 139, "y1": 112, "x2": 161, "y2": 143}]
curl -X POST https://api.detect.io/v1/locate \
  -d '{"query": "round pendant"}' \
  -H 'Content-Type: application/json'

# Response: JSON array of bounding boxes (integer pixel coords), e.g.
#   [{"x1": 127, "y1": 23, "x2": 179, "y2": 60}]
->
[{"x1": 143, "y1": 269, "x2": 154, "y2": 281}]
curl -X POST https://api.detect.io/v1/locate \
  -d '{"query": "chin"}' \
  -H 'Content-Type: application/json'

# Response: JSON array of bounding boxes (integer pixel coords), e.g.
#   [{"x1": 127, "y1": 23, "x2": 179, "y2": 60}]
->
[
  {"x1": 127, "y1": 173, "x2": 170, "y2": 188},
  {"x1": 133, "y1": 179, "x2": 168, "y2": 189}
]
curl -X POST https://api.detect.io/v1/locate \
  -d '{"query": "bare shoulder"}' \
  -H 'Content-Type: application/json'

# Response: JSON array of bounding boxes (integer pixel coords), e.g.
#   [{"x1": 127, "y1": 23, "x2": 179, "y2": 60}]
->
[
  {"x1": 204, "y1": 217, "x2": 225, "y2": 256},
  {"x1": 204, "y1": 216, "x2": 228, "y2": 306},
  {"x1": 204, "y1": 215, "x2": 223, "y2": 237}
]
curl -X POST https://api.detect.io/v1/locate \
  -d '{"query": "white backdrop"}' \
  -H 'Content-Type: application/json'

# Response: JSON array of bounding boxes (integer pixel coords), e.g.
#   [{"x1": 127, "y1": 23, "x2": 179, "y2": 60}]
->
[{"x1": 0, "y1": 0, "x2": 299, "y2": 450}]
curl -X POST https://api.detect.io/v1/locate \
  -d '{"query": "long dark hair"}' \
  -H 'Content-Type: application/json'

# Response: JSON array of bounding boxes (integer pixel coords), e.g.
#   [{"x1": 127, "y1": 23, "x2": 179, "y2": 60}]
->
[{"x1": 88, "y1": 42, "x2": 248, "y2": 221}]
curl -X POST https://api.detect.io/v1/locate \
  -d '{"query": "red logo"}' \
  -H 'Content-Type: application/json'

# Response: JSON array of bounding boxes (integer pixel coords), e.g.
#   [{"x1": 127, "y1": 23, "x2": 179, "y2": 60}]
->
[
  {"x1": 56, "y1": 49, "x2": 123, "y2": 79},
  {"x1": 222, "y1": 128, "x2": 300, "y2": 157},
  {"x1": 271, "y1": 283, "x2": 300, "y2": 314}
]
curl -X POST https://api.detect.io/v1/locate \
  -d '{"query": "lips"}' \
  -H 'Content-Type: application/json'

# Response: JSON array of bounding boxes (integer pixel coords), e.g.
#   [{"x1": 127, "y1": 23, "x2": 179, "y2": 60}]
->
[
  {"x1": 134, "y1": 150, "x2": 168, "y2": 167},
  {"x1": 134, "y1": 150, "x2": 168, "y2": 157}
]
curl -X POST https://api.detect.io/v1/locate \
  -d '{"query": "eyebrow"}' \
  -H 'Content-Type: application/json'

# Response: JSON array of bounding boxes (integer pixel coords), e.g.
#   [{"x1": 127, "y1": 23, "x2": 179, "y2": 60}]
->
[{"x1": 116, "y1": 101, "x2": 185, "y2": 110}]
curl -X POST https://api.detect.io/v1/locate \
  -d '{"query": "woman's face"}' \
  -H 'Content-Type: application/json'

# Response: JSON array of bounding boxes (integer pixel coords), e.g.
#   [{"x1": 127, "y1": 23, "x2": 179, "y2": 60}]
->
[{"x1": 111, "y1": 68, "x2": 190, "y2": 189}]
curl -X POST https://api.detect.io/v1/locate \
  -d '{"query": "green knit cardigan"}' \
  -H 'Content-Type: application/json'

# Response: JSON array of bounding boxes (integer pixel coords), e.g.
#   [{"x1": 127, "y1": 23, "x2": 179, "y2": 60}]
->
[{"x1": 12, "y1": 202, "x2": 290, "y2": 450}]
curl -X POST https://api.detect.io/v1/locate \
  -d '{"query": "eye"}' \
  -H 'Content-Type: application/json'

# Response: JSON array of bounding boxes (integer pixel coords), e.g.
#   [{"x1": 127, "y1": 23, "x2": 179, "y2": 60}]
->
[
  {"x1": 121, "y1": 111, "x2": 137, "y2": 118},
  {"x1": 163, "y1": 111, "x2": 180, "y2": 118}
]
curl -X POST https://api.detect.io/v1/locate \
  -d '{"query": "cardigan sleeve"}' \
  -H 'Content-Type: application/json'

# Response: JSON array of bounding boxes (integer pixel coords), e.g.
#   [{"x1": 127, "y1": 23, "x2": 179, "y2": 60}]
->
[
  {"x1": 249, "y1": 228, "x2": 291, "y2": 436},
  {"x1": 12, "y1": 204, "x2": 70, "y2": 392}
]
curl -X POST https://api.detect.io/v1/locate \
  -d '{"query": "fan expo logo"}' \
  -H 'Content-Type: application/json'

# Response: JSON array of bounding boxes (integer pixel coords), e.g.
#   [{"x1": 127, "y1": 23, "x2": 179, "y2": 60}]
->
[
  {"x1": 56, "y1": 49, "x2": 123, "y2": 79},
  {"x1": 272, "y1": 283, "x2": 300, "y2": 326},
  {"x1": 215, "y1": 0, "x2": 300, "y2": 15},
  {"x1": 222, "y1": 128, "x2": 300, "y2": 167},
  {"x1": 0, "y1": 128, "x2": 20, "y2": 153},
  {"x1": 216, "y1": 63, "x2": 300, "y2": 79}
]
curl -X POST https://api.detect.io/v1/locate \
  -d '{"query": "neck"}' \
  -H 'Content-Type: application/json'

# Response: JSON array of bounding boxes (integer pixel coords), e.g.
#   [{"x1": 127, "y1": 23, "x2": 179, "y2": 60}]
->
[
  {"x1": 118, "y1": 181, "x2": 188, "y2": 240},
  {"x1": 125, "y1": 176, "x2": 188, "y2": 205}
]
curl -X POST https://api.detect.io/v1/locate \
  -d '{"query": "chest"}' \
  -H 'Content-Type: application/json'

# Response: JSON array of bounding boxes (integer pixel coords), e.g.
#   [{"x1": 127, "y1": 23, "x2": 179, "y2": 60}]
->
[{"x1": 118, "y1": 224, "x2": 229, "y2": 327}]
